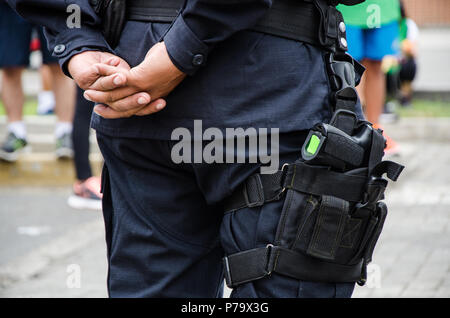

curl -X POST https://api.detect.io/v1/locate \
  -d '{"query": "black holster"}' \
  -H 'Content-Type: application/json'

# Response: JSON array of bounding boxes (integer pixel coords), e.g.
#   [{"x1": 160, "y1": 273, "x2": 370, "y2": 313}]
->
[{"x1": 222, "y1": 49, "x2": 404, "y2": 289}]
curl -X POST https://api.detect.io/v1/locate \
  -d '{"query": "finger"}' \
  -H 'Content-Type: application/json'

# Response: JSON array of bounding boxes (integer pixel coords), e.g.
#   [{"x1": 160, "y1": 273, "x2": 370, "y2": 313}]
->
[
  {"x1": 84, "y1": 86, "x2": 140, "y2": 105},
  {"x1": 76, "y1": 64, "x2": 101, "y2": 90},
  {"x1": 89, "y1": 72, "x2": 127, "y2": 91},
  {"x1": 89, "y1": 92, "x2": 152, "y2": 113},
  {"x1": 93, "y1": 63, "x2": 127, "y2": 77},
  {"x1": 135, "y1": 99, "x2": 167, "y2": 116},
  {"x1": 93, "y1": 104, "x2": 139, "y2": 119},
  {"x1": 106, "y1": 92, "x2": 153, "y2": 113},
  {"x1": 105, "y1": 56, "x2": 121, "y2": 67}
]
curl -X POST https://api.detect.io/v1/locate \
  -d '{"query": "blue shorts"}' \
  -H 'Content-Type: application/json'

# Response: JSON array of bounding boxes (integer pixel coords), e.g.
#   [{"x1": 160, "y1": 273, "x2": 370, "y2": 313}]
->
[
  {"x1": 346, "y1": 21, "x2": 400, "y2": 62},
  {"x1": 0, "y1": 2, "x2": 57, "y2": 68}
]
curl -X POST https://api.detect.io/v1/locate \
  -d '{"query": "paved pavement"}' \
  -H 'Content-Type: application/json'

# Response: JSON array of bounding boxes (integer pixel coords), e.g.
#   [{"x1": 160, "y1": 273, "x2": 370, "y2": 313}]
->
[{"x1": 0, "y1": 118, "x2": 449, "y2": 298}]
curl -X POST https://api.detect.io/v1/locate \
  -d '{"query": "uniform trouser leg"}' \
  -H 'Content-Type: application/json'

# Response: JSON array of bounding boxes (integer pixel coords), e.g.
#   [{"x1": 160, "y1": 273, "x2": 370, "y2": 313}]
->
[
  {"x1": 97, "y1": 131, "x2": 355, "y2": 298},
  {"x1": 97, "y1": 133, "x2": 225, "y2": 297}
]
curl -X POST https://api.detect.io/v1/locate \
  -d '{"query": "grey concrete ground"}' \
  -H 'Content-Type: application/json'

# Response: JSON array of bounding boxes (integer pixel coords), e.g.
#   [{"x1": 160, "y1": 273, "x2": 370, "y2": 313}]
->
[{"x1": 0, "y1": 118, "x2": 449, "y2": 298}]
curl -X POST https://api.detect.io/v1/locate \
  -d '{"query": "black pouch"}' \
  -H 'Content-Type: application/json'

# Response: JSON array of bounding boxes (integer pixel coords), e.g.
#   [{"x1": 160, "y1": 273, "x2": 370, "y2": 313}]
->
[{"x1": 273, "y1": 163, "x2": 389, "y2": 284}]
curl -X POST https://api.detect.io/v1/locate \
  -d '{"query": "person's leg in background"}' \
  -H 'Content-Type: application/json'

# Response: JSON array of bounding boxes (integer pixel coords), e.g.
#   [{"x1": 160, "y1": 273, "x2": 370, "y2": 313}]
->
[
  {"x1": 37, "y1": 64, "x2": 56, "y2": 115},
  {"x1": 360, "y1": 58, "x2": 386, "y2": 125},
  {"x1": 347, "y1": 22, "x2": 400, "y2": 155},
  {"x1": 0, "y1": 2, "x2": 32, "y2": 162},
  {"x1": 48, "y1": 62, "x2": 75, "y2": 158},
  {"x1": 38, "y1": 27, "x2": 76, "y2": 159},
  {"x1": 399, "y1": 57, "x2": 417, "y2": 107},
  {"x1": 67, "y1": 86, "x2": 102, "y2": 211}
]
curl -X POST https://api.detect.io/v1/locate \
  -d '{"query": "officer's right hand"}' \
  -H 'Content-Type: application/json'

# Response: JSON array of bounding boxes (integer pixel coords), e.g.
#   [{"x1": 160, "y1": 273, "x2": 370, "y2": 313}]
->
[{"x1": 67, "y1": 51, "x2": 130, "y2": 91}]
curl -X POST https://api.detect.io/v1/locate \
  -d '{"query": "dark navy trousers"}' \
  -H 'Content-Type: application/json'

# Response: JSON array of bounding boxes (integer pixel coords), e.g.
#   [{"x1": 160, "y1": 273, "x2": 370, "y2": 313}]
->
[{"x1": 97, "y1": 131, "x2": 355, "y2": 298}]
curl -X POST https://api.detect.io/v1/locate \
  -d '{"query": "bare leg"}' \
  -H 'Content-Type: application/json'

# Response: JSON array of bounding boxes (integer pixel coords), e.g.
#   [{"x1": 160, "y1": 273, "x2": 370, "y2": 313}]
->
[
  {"x1": 37, "y1": 65, "x2": 56, "y2": 114},
  {"x1": 400, "y1": 81, "x2": 413, "y2": 101},
  {"x1": 1, "y1": 66, "x2": 24, "y2": 123},
  {"x1": 361, "y1": 59, "x2": 385, "y2": 125},
  {"x1": 48, "y1": 63, "x2": 75, "y2": 124},
  {"x1": 41, "y1": 65, "x2": 53, "y2": 91},
  {"x1": 355, "y1": 60, "x2": 366, "y2": 108}
]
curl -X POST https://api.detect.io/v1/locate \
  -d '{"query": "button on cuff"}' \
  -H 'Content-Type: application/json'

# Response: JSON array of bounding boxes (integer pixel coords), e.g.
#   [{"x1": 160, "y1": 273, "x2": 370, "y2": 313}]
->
[
  {"x1": 192, "y1": 54, "x2": 204, "y2": 67},
  {"x1": 164, "y1": 15, "x2": 210, "y2": 76},
  {"x1": 53, "y1": 44, "x2": 66, "y2": 55}
]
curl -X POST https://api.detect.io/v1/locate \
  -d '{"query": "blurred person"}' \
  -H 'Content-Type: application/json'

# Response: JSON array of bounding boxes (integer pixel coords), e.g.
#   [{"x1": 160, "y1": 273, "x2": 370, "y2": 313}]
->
[
  {"x1": 67, "y1": 86, "x2": 102, "y2": 211},
  {"x1": 0, "y1": 1, "x2": 75, "y2": 162},
  {"x1": 339, "y1": 0, "x2": 402, "y2": 155},
  {"x1": 397, "y1": 0, "x2": 419, "y2": 107},
  {"x1": 379, "y1": 0, "x2": 419, "y2": 123},
  {"x1": 37, "y1": 65, "x2": 56, "y2": 115}
]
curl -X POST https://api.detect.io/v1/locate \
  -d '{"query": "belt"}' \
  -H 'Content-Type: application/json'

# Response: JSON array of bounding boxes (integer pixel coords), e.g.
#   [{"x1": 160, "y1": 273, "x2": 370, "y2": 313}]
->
[{"x1": 127, "y1": 0, "x2": 323, "y2": 48}]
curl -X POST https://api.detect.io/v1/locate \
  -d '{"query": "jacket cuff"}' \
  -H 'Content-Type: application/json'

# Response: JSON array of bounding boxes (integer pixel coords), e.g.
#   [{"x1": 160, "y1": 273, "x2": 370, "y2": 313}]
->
[
  {"x1": 163, "y1": 15, "x2": 210, "y2": 76},
  {"x1": 49, "y1": 27, "x2": 112, "y2": 77}
]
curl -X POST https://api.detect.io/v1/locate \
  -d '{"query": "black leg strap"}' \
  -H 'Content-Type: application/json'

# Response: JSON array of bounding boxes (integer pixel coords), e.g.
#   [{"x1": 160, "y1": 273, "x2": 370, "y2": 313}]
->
[
  {"x1": 223, "y1": 162, "x2": 369, "y2": 213},
  {"x1": 223, "y1": 171, "x2": 286, "y2": 213},
  {"x1": 223, "y1": 245, "x2": 364, "y2": 289}
]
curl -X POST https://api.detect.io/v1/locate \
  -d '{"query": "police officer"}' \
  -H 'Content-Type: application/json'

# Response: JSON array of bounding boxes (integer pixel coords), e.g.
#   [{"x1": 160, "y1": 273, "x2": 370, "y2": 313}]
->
[{"x1": 8, "y1": 0, "x2": 389, "y2": 298}]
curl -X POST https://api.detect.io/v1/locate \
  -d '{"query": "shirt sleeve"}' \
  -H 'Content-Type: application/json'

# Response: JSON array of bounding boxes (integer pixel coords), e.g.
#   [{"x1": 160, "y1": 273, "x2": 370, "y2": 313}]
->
[
  {"x1": 163, "y1": 0, "x2": 272, "y2": 76},
  {"x1": 6, "y1": 0, "x2": 112, "y2": 75}
]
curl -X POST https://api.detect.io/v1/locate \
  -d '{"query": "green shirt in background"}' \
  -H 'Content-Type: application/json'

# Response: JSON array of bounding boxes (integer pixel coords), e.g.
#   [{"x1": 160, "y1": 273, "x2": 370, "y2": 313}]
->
[{"x1": 338, "y1": 0, "x2": 401, "y2": 28}]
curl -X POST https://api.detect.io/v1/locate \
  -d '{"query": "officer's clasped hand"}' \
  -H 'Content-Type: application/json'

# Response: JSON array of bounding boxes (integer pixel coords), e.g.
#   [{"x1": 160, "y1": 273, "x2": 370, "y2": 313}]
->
[{"x1": 68, "y1": 42, "x2": 186, "y2": 119}]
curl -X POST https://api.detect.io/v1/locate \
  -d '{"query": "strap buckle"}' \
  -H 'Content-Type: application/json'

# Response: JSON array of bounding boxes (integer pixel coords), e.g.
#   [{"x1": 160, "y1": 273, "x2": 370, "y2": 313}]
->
[
  {"x1": 223, "y1": 255, "x2": 233, "y2": 288},
  {"x1": 223, "y1": 244, "x2": 277, "y2": 289},
  {"x1": 326, "y1": 53, "x2": 356, "y2": 92}
]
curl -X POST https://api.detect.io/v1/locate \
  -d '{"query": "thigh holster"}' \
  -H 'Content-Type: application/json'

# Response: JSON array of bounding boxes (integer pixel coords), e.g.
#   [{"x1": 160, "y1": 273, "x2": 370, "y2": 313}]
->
[{"x1": 222, "y1": 51, "x2": 404, "y2": 288}]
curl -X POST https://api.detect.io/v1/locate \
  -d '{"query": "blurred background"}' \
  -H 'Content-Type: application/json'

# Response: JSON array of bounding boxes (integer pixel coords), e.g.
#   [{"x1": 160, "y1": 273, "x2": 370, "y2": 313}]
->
[{"x1": 0, "y1": 0, "x2": 449, "y2": 298}]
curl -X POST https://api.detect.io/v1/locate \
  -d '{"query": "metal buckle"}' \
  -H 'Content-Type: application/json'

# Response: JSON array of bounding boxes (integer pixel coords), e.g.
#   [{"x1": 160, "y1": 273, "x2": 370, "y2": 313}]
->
[
  {"x1": 223, "y1": 256, "x2": 233, "y2": 288},
  {"x1": 265, "y1": 244, "x2": 275, "y2": 275},
  {"x1": 280, "y1": 164, "x2": 290, "y2": 194}
]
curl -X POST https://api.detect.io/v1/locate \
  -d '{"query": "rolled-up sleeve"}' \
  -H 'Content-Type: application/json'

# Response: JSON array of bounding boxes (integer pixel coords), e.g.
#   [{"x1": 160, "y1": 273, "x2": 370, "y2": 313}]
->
[
  {"x1": 6, "y1": 0, "x2": 111, "y2": 75},
  {"x1": 163, "y1": 0, "x2": 272, "y2": 75}
]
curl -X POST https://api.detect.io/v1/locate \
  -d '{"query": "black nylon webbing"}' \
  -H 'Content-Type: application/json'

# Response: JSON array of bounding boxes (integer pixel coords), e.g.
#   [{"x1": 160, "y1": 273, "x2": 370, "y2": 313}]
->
[
  {"x1": 223, "y1": 245, "x2": 364, "y2": 288},
  {"x1": 223, "y1": 172, "x2": 285, "y2": 213},
  {"x1": 284, "y1": 163, "x2": 367, "y2": 202},
  {"x1": 223, "y1": 162, "x2": 367, "y2": 213}
]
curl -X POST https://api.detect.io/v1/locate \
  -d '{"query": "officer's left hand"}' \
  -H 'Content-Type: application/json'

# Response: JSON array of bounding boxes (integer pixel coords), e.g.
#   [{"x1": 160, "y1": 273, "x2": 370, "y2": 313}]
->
[{"x1": 84, "y1": 42, "x2": 187, "y2": 119}]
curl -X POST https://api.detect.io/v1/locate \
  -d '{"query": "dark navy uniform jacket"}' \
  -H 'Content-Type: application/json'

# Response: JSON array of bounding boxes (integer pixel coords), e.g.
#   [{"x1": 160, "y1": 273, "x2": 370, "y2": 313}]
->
[{"x1": 7, "y1": 0, "x2": 362, "y2": 140}]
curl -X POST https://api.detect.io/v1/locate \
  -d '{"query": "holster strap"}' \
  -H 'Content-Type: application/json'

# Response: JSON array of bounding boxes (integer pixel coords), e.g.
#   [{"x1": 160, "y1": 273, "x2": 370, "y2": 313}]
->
[
  {"x1": 223, "y1": 171, "x2": 285, "y2": 213},
  {"x1": 283, "y1": 162, "x2": 367, "y2": 202},
  {"x1": 224, "y1": 245, "x2": 364, "y2": 288},
  {"x1": 223, "y1": 162, "x2": 368, "y2": 213}
]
